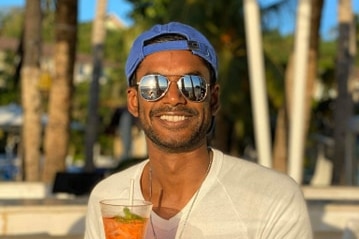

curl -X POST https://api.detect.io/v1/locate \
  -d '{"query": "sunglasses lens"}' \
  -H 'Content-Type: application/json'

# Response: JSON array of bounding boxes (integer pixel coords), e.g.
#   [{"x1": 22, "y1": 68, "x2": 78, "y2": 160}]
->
[
  {"x1": 138, "y1": 75, "x2": 168, "y2": 101},
  {"x1": 178, "y1": 75, "x2": 207, "y2": 102},
  {"x1": 137, "y1": 75, "x2": 208, "y2": 102}
]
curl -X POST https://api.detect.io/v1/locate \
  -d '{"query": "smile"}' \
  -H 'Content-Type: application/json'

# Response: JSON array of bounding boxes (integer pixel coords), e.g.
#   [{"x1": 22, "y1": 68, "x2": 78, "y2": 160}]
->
[{"x1": 159, "y1": 115, "x2": 187, "y2": 122}]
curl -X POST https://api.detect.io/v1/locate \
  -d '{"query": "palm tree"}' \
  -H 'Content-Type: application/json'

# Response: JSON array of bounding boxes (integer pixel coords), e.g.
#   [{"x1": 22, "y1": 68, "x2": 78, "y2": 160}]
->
[
  {"x1": 21, "y1": 0, "x2": 42, "y2": 181},
  {"x1": 272, "y1": 0, "x2": 324, "y2": 180},
  {"x1": 43, "y1": 0, "x2": 78, "y2": 183},
  {"x1": 84, "y1": 0, "x2": 108, "y2": 172},
  {"x1": 333, "y1": 0, "x2": 355, "y2": 185}
]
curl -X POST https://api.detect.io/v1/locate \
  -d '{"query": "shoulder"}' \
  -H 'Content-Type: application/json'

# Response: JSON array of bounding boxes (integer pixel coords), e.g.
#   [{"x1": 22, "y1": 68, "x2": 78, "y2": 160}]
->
[
  {"x1": 210, "y1": 149, "x2": 309, "y2": 219},
  {"x1": 211, "y1": 148, "x2": 301, "y2": 194}
]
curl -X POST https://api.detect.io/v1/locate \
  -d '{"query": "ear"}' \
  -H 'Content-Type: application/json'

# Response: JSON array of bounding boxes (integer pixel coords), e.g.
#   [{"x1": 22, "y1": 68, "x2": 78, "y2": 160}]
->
[
  {"x1": 210, "y1": 84, "x2": 220, "y2": 115},
  {"x1": 127, "y1": 87, "x2": 139, "y2": 117}
]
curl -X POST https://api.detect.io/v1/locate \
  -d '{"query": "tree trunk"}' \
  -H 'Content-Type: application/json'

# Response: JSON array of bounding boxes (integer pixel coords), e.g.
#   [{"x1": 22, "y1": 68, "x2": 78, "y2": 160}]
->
[
  {"x1": 273, "y1": 51, "x2": 294, "y2": 173},
  {"x1": 272, "y1": 107, "x2": 288, "y2": 173},
  {"x1": 304, "y1": 0, "x2": 324, "y2": 183},
  {"x1": 43, "y1": 0, "x2": 78, "y2": 183},
  {"x1": 273, "y1": 0, "x2": 323, "y2": 178},
  {"x1": 333, "y1": 0, "x2": 354, "y2": 185},
  {"x1": 21, "y1": 0, "x2": 42, "y2": 181},
  {"x1": 84, "y1": 0, "x2": 108, "y2": 172}
]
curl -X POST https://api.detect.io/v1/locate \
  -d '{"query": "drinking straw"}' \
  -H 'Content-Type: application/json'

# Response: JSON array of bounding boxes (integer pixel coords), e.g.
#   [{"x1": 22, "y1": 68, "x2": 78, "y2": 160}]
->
[{"x1": 129, "y1": 178, "x2": 134, "y2": 205}]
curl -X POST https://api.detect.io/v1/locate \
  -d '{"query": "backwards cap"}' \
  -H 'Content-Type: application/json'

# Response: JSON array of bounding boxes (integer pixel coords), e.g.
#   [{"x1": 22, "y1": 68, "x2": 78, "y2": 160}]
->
[{"x1": 125, "y1": 22, "x2": 218, "y2": 85}]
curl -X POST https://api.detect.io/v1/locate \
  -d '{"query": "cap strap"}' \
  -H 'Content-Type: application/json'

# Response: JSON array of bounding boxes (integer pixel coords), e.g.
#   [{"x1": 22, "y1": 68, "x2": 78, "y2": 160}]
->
[{"x1": 143, "y1": 40, "x2": 189, "y2": 56}]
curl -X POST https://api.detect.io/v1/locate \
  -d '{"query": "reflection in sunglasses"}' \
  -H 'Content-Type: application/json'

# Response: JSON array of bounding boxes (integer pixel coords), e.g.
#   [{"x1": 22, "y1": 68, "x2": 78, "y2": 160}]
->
[{"x1": 137, "y1": 75, "x2": 209, "y2": 102}]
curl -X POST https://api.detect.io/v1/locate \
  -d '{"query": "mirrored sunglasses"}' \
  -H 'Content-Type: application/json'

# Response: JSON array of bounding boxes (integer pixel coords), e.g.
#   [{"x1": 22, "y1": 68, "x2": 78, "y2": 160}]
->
[{"x1": 136, "y1": 74, "x2": 210, "y2": 102}]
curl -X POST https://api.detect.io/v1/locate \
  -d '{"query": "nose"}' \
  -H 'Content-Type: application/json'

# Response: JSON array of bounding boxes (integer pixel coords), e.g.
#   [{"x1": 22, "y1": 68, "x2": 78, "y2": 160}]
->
[{"x1": 163, "y1": 78, "x2": 186, "y2": 104}]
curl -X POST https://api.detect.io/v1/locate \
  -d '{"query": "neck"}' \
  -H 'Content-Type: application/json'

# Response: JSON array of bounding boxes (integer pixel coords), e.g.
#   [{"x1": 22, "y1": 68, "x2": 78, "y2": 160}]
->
[{"x1": 141, "y1": 147, "x2": 212, "y2": 219}]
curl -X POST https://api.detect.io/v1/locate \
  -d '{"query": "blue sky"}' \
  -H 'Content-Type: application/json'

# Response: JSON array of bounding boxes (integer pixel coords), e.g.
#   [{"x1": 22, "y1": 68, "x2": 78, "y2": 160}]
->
[
  {"x1": 0, "y1": 0, "x2": 133, "y2": 25},
  {"x1": 1, "y1": 0, "x2": 359, "y2": 39}
]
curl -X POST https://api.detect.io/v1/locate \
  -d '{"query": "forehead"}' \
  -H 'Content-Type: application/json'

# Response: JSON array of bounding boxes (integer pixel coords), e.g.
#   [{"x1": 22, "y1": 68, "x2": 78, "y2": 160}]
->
[{"x1": 136, "y1": 50, "x2": 210, "y2": 77}]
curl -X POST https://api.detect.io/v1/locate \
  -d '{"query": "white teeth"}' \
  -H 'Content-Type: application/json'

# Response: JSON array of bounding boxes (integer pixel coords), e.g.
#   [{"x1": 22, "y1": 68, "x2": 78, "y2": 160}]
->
[{"x1": 160, "y1": 115, "x2": 186, "y2": 122}]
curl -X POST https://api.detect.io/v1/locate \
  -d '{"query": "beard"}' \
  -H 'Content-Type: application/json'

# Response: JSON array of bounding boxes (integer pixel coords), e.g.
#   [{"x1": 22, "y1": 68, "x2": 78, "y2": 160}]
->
[{"x1": 139, "y1": 106, "x2": 212, "y2": 153}]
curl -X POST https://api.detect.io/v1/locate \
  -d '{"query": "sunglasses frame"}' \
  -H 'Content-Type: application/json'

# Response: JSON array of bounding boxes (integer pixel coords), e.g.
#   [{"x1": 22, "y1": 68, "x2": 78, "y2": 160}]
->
[{"x1": 136, "y1": 74, "x2": 211, "y2": 102}]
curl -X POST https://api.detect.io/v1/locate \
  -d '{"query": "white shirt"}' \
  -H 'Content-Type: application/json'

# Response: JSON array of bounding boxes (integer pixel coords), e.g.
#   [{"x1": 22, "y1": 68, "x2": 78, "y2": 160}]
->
[{"x1": 84, "y1": 149, "x2": 313, "y2": 239}]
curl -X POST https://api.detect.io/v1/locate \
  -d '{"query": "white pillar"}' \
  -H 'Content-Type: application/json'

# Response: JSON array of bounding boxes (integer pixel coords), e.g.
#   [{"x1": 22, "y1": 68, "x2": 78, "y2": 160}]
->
[
  {"x1": 288, "y1": 0, "x2": 311, "y2": 183},
  {"x1": 244, "y1": 0, "x2": 272, "y2": 168}
]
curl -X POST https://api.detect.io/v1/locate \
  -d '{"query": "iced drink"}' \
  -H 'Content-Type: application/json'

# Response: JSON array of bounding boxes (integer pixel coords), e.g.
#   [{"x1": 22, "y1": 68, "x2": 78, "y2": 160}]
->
[{"x1": 100, "y1": 199, "x2": 152, "y2": 239}]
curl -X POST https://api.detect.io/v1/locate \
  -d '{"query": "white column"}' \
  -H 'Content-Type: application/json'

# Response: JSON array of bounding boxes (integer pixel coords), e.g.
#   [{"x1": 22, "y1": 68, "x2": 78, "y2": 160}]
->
[
  {"x1": 244, "y1": 0, "x2": 272, "y2": 168},
  {"x1": 288, "y1": 0, "x2": 311, "y2": 183}
]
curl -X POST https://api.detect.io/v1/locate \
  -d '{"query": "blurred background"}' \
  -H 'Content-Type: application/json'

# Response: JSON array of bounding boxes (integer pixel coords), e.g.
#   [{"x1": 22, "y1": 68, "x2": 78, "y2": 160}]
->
[
  {"x1": 0, "y1": 0, "x2": 359, "y2": 238},
  {"x1": 0, "y1": 0, "x2": 358, "y2": 185}
]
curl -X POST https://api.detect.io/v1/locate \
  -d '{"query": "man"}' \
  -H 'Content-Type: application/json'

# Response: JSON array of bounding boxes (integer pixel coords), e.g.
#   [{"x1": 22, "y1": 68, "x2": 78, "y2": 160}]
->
[{"x1": 84, "y1": 22, "x2": 313, "y2": 239}]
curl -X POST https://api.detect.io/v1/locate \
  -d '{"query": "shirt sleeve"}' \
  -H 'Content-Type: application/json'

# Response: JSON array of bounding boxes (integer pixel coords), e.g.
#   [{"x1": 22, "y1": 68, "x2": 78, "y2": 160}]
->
[
  {"x1": 84, "y1": 193, "x2": 105, "y2": 239},
  {"x1": 256, "y1": 184, "x2": 313, "y2": 239}
]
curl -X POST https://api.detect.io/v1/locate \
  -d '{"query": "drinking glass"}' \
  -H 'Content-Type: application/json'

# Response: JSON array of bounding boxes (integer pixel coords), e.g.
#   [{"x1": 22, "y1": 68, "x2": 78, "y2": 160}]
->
[{"x1": 100, "y1": 199, "x2": 152, "y2": 239}]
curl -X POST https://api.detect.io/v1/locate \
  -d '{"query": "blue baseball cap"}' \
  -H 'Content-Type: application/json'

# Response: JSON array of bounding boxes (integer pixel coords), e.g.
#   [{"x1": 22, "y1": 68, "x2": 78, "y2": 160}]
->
[{"x1": 125, "y1": 22, "x2": 218, "y2": 85}]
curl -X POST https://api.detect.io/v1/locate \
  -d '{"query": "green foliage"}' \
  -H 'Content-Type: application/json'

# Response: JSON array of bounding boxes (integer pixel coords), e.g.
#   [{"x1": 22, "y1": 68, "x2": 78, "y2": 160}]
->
[
  {"x1": 0, "y1": 7, "x2": 24, "y2": 38},
  {"x1": 356, "y1": 15, "x2": 359, "y2": 65},
  {"x1": 77, "y1": 22, "x2": 92, "y2": 53},
  {"x1": 1, "y1": 1, "x2": 357, "y2": 160},
  {"x1": 262, "y1": 31, "x2": 292, "y2": 109},
  {"x1": 0, "y1": 50, "x2": 21, "y2": 105},
  {"x1": 319, "y1": 41, "x2": 336, "y2": 70},
  {"x1": 41, "y1": 10, "x2": 55, "y2": 42}
]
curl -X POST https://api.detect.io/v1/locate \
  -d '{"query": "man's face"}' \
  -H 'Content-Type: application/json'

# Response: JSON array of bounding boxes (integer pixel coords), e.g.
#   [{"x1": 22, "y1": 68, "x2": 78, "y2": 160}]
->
[{"x1": 127, "y1": 50, "x2": 219, "y2": 153}]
